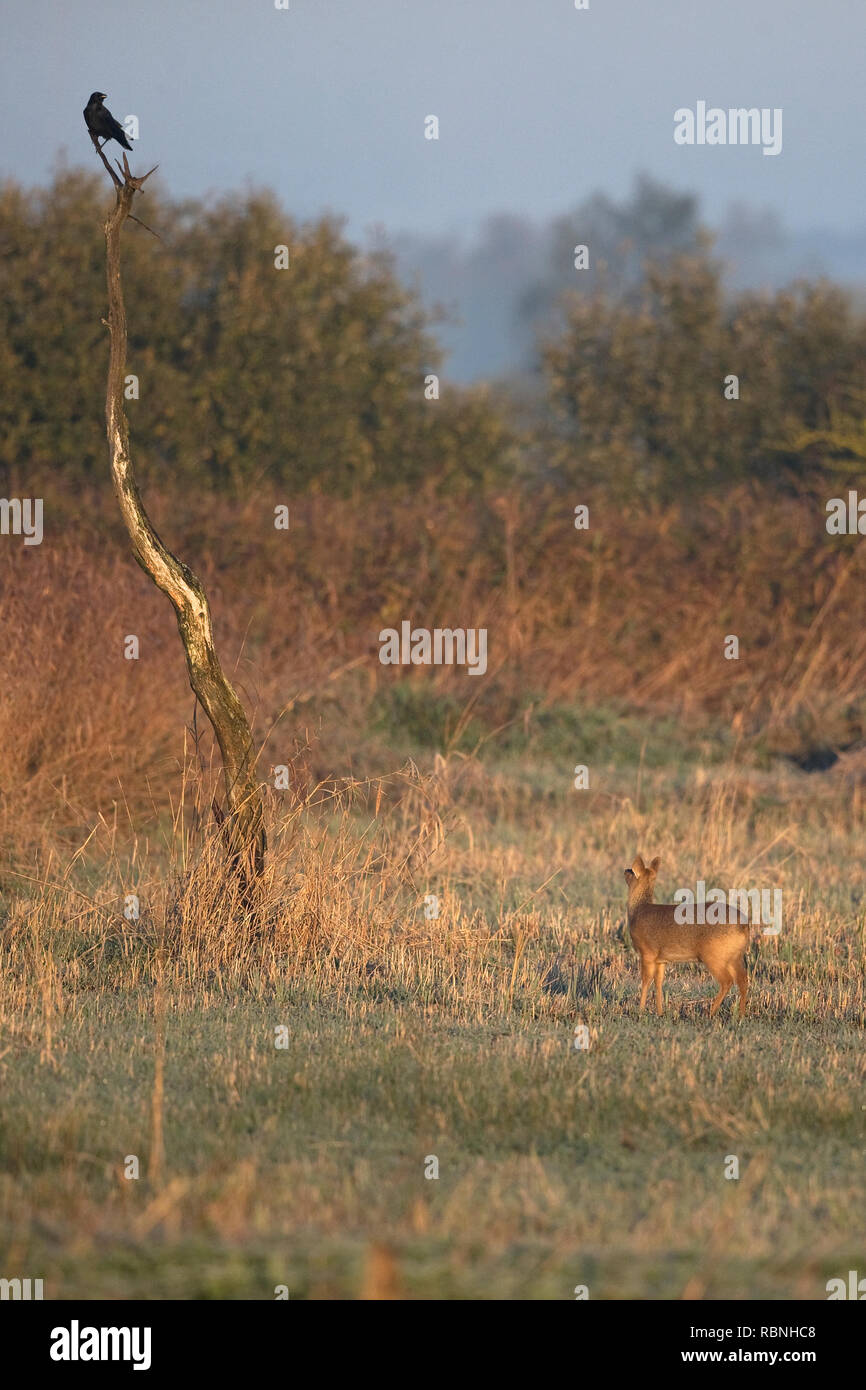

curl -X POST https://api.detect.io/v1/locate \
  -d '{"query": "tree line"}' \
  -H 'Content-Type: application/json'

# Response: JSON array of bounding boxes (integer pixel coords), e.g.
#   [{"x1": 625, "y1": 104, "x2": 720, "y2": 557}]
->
[{"x1": 1, "y1": 169, "x2": 864, "y2": 501}]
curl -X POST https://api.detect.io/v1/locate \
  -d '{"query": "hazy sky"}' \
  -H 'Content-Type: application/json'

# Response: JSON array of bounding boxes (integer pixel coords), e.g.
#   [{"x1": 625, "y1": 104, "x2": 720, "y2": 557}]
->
[{"x1": 2, "y1": 0, "x2": 864, "y2": 241}]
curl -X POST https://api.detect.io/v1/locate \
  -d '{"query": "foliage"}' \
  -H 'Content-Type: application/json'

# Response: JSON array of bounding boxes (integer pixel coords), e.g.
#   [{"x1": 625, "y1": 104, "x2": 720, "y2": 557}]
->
[
  {"x1": 542, "y1": 252, "x2": 866, "y2": 498},
  {"x1": 0, "y1": 170, "x2": 512, "y2": 495}
]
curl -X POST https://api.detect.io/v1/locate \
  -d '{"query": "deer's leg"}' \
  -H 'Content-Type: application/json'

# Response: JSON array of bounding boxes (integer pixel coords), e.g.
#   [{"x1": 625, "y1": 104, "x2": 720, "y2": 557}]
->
[
  {"x1": 639, "y1": 957, "x2": 654, "y2": 1011},
  {"x1": 708, "y1": 967, "x2": 732, "y2": 1018},
  {"x1": 733, "y1": 961, "x2": 748, "y2": 1018},
  {"x1": 654, "y1": 961, "x2": 666, "y2": 1016}
]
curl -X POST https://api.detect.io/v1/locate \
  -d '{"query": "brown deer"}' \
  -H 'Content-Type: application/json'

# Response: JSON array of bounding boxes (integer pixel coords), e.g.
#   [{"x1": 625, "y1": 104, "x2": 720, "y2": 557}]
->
[{"x1": 625, "y1": 854, "x2": 750, "y2": 1018}]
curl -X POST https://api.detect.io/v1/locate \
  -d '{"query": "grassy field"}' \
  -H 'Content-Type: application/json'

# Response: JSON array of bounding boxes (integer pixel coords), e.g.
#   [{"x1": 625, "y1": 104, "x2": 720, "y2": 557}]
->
[{"x1": 1, "y1": 692, "x2": 863, "y2": 1300}]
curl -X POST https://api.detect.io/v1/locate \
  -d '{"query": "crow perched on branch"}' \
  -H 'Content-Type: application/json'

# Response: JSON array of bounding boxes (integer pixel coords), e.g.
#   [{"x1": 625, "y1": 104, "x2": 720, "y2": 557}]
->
[{"x1": 83, "y1": 92, "x2": 133, "y2": 151}]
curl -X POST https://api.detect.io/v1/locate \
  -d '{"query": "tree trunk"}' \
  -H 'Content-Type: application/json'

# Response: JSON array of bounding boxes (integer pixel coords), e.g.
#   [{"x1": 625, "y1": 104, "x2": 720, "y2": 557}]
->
[{"x1": 100, "y1": 155, "x2": 266, "y2": 892}]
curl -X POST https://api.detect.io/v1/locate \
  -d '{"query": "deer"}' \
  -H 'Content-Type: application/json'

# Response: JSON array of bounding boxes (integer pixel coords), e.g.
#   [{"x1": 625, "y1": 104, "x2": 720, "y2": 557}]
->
[{"x1": 624, "y1": 854, "x2": 750, "y2": 1019}]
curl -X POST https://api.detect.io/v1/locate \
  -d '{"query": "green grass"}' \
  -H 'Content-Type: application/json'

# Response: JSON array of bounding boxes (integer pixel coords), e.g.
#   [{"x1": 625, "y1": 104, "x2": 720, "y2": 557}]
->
[
  {"x1": 0, "y1": 711, "x2": 864, "y2": 1299},
  {"x1": 373, "y1": 683, "x2": 733, "y2": 767},
  {"x1": 2, "y1": 997, "x2": 862, "y2": 1299}
]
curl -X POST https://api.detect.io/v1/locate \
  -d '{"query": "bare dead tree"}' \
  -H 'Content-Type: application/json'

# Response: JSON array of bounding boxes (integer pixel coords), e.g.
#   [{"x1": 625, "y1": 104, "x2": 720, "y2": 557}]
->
[{"x1": 95, "y1": 143, "x2": 266, "y2": 895}]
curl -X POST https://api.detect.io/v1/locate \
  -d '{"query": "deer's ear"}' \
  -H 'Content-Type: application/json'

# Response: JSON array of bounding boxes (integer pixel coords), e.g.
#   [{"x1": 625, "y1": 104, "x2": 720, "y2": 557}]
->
[
  {"x1": 624, "y1": 868, "x2": 635, "y2": 884},
  {"x1": 632, "y1": 854, "x2": 646, "y2": 875},
  {"x1": 649, "y1": 856, "x2": 661, "y2": 872}
]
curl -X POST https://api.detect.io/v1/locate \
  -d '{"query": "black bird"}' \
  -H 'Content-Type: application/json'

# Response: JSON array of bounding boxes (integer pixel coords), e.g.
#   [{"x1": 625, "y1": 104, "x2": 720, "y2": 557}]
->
[{"x1": 83, "y1": 92, "x2": 133, "y2": 151}]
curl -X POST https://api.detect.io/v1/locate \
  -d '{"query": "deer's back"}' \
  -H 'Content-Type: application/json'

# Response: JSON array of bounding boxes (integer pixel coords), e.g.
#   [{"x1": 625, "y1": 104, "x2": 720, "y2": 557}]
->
[{"x1": 629, "y1": 902, "x2": 749, "y2": 963}]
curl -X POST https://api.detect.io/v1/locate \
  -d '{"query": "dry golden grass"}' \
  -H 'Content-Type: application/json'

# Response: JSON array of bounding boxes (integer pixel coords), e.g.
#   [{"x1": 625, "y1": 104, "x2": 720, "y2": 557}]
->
[
  {"x1": 0, "y1": 483, "x2": 864, "y2": 1298},
  {"x1": 1, "y1": 739, "x2": 864, "y2": 1298}
]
